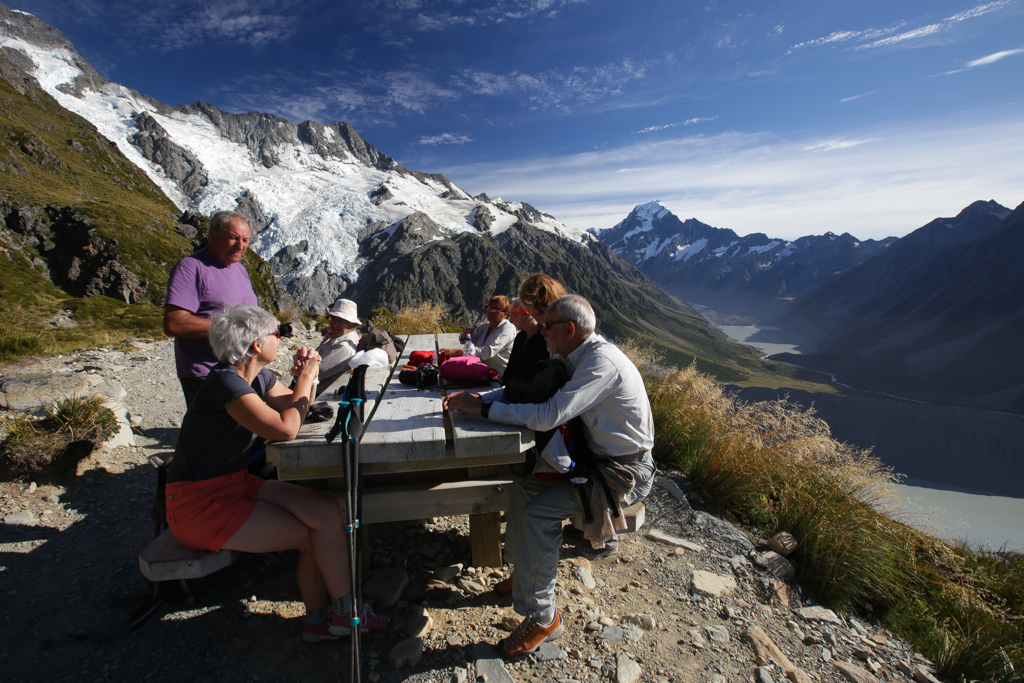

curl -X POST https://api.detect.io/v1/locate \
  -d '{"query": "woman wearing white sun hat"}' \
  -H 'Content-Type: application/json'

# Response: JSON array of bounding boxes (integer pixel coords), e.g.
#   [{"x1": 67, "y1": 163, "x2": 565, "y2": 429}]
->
[{"x1": 316, "y1": 298, "x2": 361, "y2": 389}]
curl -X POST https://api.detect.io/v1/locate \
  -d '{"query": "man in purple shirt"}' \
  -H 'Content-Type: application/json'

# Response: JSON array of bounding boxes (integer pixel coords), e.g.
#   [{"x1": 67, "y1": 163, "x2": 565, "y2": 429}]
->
[{"x1": 164, "y1": 211, "x2": 258, "y2": 405}]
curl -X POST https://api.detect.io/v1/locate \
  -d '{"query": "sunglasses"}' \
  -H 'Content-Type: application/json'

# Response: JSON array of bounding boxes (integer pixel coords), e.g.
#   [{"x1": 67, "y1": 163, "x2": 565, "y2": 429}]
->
[{"x1": 542, "y1": 319, "x2": 572, "y2": 331}]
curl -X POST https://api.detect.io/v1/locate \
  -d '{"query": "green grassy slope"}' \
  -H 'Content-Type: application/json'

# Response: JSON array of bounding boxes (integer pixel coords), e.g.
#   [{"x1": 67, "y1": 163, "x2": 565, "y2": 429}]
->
[{"x1": 0, "y1": 73, "x2": 289, "y2": 360}]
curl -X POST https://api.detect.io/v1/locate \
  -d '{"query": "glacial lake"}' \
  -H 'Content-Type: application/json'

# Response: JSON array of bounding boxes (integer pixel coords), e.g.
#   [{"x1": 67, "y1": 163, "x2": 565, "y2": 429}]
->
[
  {"x1": 890, "y1": 480, "x2": 1024, "y2": 552},
  {"x1": 716, "y1": 319, "x2": 1024, "y2": 552},
  {"x1": 718, "y1": 325, "x2": 818, "y2": 356}
]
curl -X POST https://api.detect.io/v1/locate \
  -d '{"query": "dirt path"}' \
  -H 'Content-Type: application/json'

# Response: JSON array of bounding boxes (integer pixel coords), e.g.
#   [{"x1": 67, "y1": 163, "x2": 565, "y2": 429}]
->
[{"x1": 1, "y1": 339, "x2": 931, "y2": 683}]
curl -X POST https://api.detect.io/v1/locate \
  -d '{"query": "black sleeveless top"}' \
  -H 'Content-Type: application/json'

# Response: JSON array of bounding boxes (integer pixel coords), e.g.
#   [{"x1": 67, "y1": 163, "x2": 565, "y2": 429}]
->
[{"x1": 167, "y1": 364, "x2": 277, "y2": 483}]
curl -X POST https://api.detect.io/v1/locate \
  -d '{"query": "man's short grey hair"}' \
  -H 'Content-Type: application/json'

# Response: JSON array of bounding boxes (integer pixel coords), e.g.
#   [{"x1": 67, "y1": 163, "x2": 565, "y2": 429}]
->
[
  {"x1": 210, "y1": 304, "x2": 278, "y2": 365},
  {"x1": 210, "y1": 210, "x2": 251, "y2": 235},
  {"x1": 549, "y1": 295, "x2": 596, "y2": 337}
]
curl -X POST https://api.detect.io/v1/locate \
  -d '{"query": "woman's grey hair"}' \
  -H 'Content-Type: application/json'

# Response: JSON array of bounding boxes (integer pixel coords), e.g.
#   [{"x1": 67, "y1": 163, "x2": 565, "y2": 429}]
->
[
  {"x1": 209, "y1": 210, "x2": 251, "y2": 235},
  {"x1": 549, "y1": 295, "x2": 596, "y2": 337},
  {"x1": 210, "y1": 304, "x2": 278, "y2": 365}
]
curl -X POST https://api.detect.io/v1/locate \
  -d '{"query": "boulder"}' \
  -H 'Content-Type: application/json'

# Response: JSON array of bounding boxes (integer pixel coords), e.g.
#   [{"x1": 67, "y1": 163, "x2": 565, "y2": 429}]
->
[
  {"x1": 647, "y1": 529, "x2": 705, "y2": 552},
  {"x1": 363, "y1": 567, "x2": 409, "y2": 606},
  {"x1": 406, "y1": 605, "x2": 432, "y2": 638},
  {"x1": 834, "y1": 661, "x2": 881, "y2": 683},
  {"x1": 574, "y1": 566, "x2": 596, "y2": 589},
  {"x1": 691, "y1": 570, "x2": 737, "y2": 598},
  {"x1": 797, "y1": 606, "x2": 843, "y2": 625},
  {"x1": 621, "y1": 613, "x2": 656, "y2": 631},
  {"x1": 768, "y1": 531, "x2": 799, "y2": 557},
  {"x1": 387, "y1": 637, "x2": 423, "y2": 669},
  {"x1": 616, "y1": 653, "x2": 642, "y2": 683},
  {"x1": 755, "y1": 551, "x2": 796, "y2": 580}
]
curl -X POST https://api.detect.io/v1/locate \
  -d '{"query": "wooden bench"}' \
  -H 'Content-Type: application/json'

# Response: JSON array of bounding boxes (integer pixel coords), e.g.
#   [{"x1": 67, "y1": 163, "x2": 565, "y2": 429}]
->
[{"x1": 138, "y1": 529, "x2": 236, "y2": 583}]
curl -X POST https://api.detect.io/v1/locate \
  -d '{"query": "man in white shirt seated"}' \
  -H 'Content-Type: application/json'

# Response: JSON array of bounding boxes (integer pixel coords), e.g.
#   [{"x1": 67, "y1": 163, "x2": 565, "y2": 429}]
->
[
  {"x1": 315, "y1": 298, "x2": 361, "y2": 392},
  {"x1": 444, "y1": 294, "x2": 655, "y2": 659}
]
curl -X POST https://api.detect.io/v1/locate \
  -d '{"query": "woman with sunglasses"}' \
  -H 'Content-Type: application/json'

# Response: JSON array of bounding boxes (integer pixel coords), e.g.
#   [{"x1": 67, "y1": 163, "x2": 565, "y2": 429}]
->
[
  {"x1": 164, "y1": 304, "x2": 389, "y2": 642},
  {"x1": 441, "y1": 295, "x2": 517, "y2": 378}
]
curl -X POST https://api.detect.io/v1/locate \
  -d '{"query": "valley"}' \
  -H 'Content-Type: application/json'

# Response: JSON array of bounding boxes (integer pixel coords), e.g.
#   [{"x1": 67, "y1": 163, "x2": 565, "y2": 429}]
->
[{"x1": 709, "y1": 314, "x2": 1024, "y2": 550}]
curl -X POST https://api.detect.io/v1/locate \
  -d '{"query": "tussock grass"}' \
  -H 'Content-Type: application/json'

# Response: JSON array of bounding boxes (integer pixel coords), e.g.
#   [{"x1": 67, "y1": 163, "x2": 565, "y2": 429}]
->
[
  {"x1": 645, "y1": 361, "x2": 1024, "y2": 681},
  {"x1": 369, "y1": 303, "x2": 466, "y2": 336},
  {"x1": 0, "y1": 298, "x2": 165, "y2": 363},
  {"x1": 0, "y1": 395, "x2": 118, "y2": 478}
]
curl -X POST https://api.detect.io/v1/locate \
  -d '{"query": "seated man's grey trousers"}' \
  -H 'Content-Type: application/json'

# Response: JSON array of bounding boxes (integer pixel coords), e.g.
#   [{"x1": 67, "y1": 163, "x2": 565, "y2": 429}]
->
[{"x1": 505, "y1": 451, "x2": 655, "y2": 621}]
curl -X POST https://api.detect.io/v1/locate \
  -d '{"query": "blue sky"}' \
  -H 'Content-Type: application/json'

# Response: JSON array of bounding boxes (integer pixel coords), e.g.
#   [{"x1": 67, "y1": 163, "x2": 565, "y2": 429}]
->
[{"x1": 12, "y1": 0, "x2": 1024, "y2": 239}]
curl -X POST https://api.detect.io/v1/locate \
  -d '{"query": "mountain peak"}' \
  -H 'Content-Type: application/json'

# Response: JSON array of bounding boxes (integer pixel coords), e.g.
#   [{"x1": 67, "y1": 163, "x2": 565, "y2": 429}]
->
[{"x1": 631, "y1": 200, "x2": 669, "y2": 220}]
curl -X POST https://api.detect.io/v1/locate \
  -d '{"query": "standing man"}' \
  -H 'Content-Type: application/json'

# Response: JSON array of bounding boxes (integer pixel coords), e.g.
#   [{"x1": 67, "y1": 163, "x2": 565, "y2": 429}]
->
[
  {"x1": 444, "y1": 294, "x2": 655, "y2": 659},
  {"x1": 164, "y1": 210, "x2": 258, "y2": 406}
]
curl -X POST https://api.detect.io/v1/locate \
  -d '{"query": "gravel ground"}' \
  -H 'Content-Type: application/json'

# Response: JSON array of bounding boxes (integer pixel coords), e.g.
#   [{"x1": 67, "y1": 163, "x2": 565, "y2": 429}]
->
[{"x1": 1, "y1": 338, "x2": 937, "y2": 683}]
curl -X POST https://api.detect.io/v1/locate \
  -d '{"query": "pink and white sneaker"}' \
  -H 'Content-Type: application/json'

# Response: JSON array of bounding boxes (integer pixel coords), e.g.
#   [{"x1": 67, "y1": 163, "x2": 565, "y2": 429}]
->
[
  {"x1": 301, "y1": 615, "x2": 341, "y2": 643},
  {"x1": 328, "y1": 603, "x2": 391, "y2": 636}
]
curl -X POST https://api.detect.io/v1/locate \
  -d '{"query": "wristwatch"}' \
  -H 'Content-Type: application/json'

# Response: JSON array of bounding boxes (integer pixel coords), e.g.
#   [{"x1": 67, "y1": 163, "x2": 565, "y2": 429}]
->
[{"x1": 481, "y1": 401, "x2": 492, "y2": 419}]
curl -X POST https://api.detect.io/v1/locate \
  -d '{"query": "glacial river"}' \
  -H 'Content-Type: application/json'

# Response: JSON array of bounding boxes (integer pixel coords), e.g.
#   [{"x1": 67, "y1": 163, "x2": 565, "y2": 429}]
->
[{"x1": 716, "y1": 321, "x2": 1024, "y2": 552}]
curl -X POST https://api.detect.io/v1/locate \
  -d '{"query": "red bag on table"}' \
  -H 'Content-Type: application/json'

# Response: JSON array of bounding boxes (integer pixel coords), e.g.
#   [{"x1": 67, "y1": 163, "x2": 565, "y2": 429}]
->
[{"x1": 409, "y1": 350, "x2": 435, "y2": 367}]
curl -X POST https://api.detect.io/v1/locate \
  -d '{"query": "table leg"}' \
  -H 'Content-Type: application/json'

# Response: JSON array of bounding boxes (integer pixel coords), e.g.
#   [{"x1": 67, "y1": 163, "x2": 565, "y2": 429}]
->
[
  {"x1": 468, "y1": 465, "x2": 504, "y2": 567},
  {"x1": 469, "y1": 511, "x2": 503, "y2": 568}
]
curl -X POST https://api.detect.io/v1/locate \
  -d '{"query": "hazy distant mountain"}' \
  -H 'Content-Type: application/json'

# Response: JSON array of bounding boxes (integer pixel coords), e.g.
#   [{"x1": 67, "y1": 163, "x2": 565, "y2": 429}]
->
[
  {"x1": 0, "y1": 4, "x2": 772, "y2": 377},
  {"x1": 775, "y1": 199, "x2": 1023, "y2": 413},
  {"x1": 593, "y1": 201, "x2": 895, "y2": 319}
]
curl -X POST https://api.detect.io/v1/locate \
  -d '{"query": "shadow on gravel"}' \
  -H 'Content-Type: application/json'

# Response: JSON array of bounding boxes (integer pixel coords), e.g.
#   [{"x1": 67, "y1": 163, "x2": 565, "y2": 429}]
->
[{"x1": 1, "y1": 458, "x2": 493, "y2": 683}]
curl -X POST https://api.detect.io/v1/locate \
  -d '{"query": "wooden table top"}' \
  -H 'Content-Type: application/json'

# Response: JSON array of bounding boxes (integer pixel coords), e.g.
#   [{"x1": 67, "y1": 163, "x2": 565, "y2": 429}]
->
[{"x1": 266, "y1": 332, "x2": 532, "y2": 480}]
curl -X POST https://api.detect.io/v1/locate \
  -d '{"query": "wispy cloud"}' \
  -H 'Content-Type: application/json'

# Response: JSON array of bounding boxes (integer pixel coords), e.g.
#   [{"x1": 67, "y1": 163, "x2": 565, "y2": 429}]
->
[
  {"x1": 212, "y1": 68, "x2": 457, "y2": 125},
  {"x1": 943, "y1": 47, "x2": 1024, "y2": 74},
  {"x1": 840, "y1": 91, "x2": 877, "y2": 103},
  {"x1": 454, "y1": 59, "x2": 650, "y2": 112},
  {"x1": 363, "y1": 0, "x2": 591, "y2": 33},
  {"x1": 803, "y1": 139, "x2": 876, "y2": 152},
  {"x1": 417, "y1": 132, "x2": 473, "y2": 145},
  {"x1": 127, "y1": 0, "x2": 306, "y2": 49},
  {"x1": 213, "y1": 56, "x2": 645, "y2": 124},
  {"x1": 443, "y1": 117, "x2": 1024, "y2": 241},
  {"x1": 787, "y1": 1, "x2": 1012, "y2": 55},
  {"x1": 635, "y1": 117, "x2": 716, "y2": 134},
  {"x1": 967, "y1": 47, "x2": 1024, "y2": 66}
]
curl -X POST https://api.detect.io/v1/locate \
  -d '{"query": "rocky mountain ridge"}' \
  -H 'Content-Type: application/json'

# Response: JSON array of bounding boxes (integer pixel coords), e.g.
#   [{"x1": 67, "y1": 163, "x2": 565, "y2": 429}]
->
[
  {"x1": 775, "y1": 199, "x2": 1024, "y2": 413},
  {"x1": 593, "y1": 201, "x2": 896, "y2": 320},
  {"x1": 0, "y1": 3, "x2": 780, "y2": 382},
  {"x1": 2, "y1": 4, "x2": 589, "y2": 314}
]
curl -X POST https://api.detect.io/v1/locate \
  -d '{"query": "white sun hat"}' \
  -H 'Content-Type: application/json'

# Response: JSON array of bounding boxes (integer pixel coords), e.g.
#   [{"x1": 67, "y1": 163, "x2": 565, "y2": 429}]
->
[{"x1": 326, "y1": 298, "x2": 361, "y2": 325}]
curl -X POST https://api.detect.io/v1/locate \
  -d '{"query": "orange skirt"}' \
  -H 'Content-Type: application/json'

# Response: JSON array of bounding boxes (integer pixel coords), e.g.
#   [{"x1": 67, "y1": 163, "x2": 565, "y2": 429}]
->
[{"x1": 166, "y1": 469, "x2": 266, "y2": 552}]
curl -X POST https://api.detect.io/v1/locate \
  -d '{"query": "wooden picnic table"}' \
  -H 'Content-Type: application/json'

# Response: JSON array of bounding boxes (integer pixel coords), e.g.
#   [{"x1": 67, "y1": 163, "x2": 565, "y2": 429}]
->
[{"x1": 265, "y1": 333, "x2": 535, "y2": 567}]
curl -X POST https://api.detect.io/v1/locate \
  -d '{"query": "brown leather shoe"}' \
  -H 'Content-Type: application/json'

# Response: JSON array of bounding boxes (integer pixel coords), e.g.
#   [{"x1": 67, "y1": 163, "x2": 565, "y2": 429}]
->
[
  {"x1": 498, "y1": 610, "x2": 564, "y2": 659},
  {"x1": 493, "y1": 576, "x2": 513, "y2": 595}
]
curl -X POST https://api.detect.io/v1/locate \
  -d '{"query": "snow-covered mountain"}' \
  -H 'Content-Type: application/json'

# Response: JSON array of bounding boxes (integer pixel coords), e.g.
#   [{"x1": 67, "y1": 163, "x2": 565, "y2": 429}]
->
[
  {"x1": 593, "y1": 200, "x2": 896, "y2": 319},
  {"x1": 0, "y1": 7, "x2": 586, "y2": 311}
]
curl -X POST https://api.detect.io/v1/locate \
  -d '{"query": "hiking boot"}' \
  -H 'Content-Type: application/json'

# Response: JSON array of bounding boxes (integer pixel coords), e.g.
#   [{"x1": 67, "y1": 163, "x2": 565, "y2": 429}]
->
[
  {"x1": 561, "y1": 524, "x2": 584, "y2": 540},
  {"x1": 328, "y1": 603, "x2": 391, "y2": 636},
  {"x1": 574, "y1": 538, "x2": 618, "y2": 559},
  {"x1": 302, "y1": 615, "x2": 341, "y2": 643},
  {"x1": 498, "y1": 610, "x2": 564, "y2": 659},
  {"x1": 493, "y1": 576, "x2": 513, "y2": 595}
]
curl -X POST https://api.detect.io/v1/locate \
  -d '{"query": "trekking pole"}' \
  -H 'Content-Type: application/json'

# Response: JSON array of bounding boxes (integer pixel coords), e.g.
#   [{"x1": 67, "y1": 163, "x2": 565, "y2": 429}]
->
[
  {"x1": 341, "y1": 404, "x2": 361, "y2": 683},
  {"x1": 348, "y1": 396, "x2": 364, "y2": 678},
  {"x1": 326, "y1": 373, "x2": 361, "y2": 681},
  {"x1": 346, "y1": 365, "x2": 368, "y2": 677}
]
